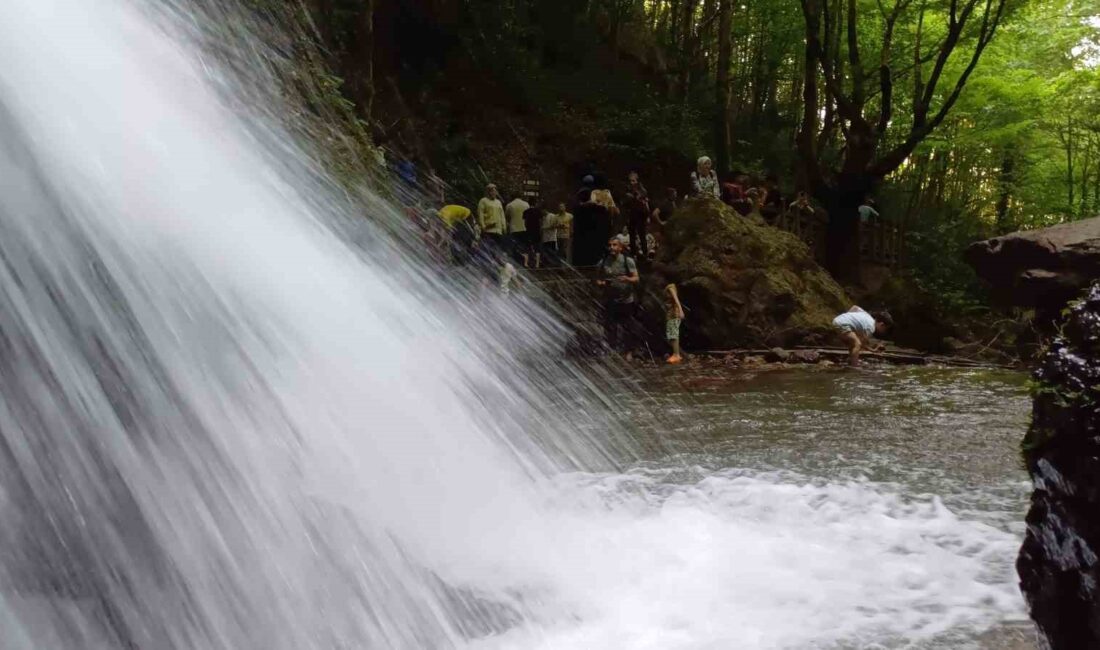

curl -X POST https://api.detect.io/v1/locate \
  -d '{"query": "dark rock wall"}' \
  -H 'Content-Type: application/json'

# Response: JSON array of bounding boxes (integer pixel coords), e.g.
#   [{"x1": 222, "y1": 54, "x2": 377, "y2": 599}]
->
[{"x1": 1018, "y1": 282, "x2": 1100, "y2": 648}]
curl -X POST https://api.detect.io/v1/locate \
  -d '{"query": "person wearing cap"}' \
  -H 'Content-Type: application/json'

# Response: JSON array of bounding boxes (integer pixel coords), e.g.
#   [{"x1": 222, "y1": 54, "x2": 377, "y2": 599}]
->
[{"x1": 477, "y1": 184, "x2": 506, "y2": 251}]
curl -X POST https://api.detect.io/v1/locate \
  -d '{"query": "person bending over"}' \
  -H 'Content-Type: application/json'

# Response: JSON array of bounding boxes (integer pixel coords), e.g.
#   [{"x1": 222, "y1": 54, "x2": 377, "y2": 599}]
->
[{"x1": 832, "y1": 306, "x2": 891, "y2": 366}]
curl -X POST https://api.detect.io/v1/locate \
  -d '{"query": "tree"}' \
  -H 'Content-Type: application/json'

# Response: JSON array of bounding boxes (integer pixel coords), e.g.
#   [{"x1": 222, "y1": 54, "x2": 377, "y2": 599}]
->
[
  {"x1": 714, "y1": 0, "x2": 733, "y2": 172},
  {"x1": 795, "y1": 0, "x2": 1014, "y2": 278}
]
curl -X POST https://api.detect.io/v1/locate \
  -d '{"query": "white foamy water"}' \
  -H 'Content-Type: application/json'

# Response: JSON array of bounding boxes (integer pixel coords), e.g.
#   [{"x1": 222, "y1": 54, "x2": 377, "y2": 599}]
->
[
  {"x1": 466, "y1": 469, "x2": 1026, "y2": 649},
  {"x1": 0, "y1": 0, "x2": 1026, "y2": 648}
]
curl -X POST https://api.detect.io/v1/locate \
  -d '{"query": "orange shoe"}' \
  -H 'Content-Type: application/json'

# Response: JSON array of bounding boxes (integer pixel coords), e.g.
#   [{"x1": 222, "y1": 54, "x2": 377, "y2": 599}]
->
[{"x1": 667, "y1": 355, "x2": 683, "y2": 364}]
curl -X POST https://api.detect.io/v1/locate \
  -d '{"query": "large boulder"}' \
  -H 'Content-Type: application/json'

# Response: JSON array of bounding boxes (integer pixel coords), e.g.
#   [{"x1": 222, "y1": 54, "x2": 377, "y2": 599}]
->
[
  {"x1": 965, "y1": 217, "x2": 1100, "y2": 320},
  {"x1": 649, "y1": 198, "x2": 849, "y2": 348},
  {"x1": 1018, "y1": 282, "x2": 1100, "y2": 648}
]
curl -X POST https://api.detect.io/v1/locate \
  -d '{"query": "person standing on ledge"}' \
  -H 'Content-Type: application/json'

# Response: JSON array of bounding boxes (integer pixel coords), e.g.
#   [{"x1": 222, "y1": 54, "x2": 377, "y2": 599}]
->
[
  {"x1": 505, "y1": 194, "x2": 531, "y2": 267},
  {"x1": 596, "y1": 237, "x2": 640, "y2": 358},
  {"x1": 665, "y1": 283, "x2": 685, "y2": 364},
  {"x1": 690, "y1": 156, "x2": 720, "y2": 199},
  {"x1": 551, "y1": 202, "x2": 573, "y2": 264},
  {"x1": 833, "y1": 306, "x2": 891, "y2": 366},
  {"x1": 623, "y1": 171, "x2": 650, "y2": 260},
  {"x1": 477, "y1": 184, "x2": 506, "y2": 252}
]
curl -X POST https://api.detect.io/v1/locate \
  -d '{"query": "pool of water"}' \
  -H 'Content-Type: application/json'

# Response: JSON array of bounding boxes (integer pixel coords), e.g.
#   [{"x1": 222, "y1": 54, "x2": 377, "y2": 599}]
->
[
  {"x1": 629, "y1": 366, "x2": 1031, "y2": 531},
  {"x1": 517, "y1": 364, "x2": 1038, "y2": 650}
]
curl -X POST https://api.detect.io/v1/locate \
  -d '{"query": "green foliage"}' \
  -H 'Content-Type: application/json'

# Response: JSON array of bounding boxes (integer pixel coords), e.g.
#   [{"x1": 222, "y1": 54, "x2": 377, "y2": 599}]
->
[
  {"x1": 244, "y1": 0, "x2": 1099, "y2": 313},
  {"x1": 605, "y1": 103, "x2": 707, "y2": 160}
]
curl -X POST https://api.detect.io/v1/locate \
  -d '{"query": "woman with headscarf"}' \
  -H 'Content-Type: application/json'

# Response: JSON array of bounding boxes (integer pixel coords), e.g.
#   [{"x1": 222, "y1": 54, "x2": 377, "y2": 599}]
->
[{"x1": 690, "y1": 156, "x2": 720, "y2": 199}]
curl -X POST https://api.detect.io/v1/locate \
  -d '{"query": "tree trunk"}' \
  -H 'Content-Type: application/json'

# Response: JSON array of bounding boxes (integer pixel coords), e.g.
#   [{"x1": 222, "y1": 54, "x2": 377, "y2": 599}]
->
[
  {"x1": 1063, "y1": 120, "x2": 1075, "y2": 212},
  {"x1": 795, "y1": 0, "x2": 822, "y2": 191},
  {"x1": 349, "y1": 0, "x2": 375, "y2": 125},
  {"x1": 677, "y1": 0, "x2": 699, "y2": 100},
  {"x1": 715, "y1": 0, "x2": 733, "y2": 173},
  {"x1": 995, "y1": 149, "x2": 1016, "y2": 234},
  {"x1": 822, "y1": 172, "x2": 873, "y2": 283}
]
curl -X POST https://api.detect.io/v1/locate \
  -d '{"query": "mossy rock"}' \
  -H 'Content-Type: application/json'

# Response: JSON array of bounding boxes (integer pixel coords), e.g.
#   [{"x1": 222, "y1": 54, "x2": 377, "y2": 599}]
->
[{"x1": 649, "y1": 198, "x2": 849, "y2": 348}]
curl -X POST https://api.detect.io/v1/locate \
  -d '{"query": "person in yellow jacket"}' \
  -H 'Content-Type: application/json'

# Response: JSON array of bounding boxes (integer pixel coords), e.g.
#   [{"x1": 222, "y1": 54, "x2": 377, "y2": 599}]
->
[
  {"x1": 438, "y1": 204, "x2": 471, "y2": 228},
  {"x1": 439, "y1": 204, "x2": 477, "y2": 267}
]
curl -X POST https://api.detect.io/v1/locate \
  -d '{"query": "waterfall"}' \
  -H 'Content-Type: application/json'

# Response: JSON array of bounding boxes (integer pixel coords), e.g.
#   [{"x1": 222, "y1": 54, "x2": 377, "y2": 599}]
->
[{"x1": 0, "y1": 0, "x2": 630, "y2": 646}]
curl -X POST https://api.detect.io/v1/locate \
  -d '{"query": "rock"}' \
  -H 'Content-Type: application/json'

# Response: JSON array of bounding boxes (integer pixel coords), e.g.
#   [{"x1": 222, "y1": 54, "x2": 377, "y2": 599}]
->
[
  {"x1": 965, "y1": 217, "x2": 1100, "y2": 322},
  {"x1": 942, "y1": 337, "x2": 966, "y2": 354},
  {"x1": 650, "y1": 198, "x2": 850, "y2": 349},
  {"x1": 789, "y1": 349, "x2": 821, "y2": 364},
  {"x1": 766, "y1": 347, "x2": 791, "y2": 363},
  {"x1": 1017, "y1": 282, "x2": 1100, "y2": 648}
]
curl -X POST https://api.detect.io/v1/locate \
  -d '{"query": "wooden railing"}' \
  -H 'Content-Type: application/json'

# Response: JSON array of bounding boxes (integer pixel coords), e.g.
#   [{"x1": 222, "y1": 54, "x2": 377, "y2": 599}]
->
[
  {"x1": 769, "y1": 208, "x2": 900, "y2": 268},
  {"x1": 859, "y1": 217, "x2": 901, "y2": 267},
  {"x1": 770, "y1": 207, "x2": 829, "y2": 263}
]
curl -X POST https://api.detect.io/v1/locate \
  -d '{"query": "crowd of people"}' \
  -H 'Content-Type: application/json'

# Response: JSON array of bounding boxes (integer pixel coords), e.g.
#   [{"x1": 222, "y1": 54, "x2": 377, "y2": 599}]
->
[{"x1": 413, "y1": 157, "x2": 888, "y2": 365}]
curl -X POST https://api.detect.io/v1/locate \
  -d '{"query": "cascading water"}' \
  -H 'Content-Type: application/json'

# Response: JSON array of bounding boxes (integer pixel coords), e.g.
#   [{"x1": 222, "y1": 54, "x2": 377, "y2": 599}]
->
[{"x1": 0, "y1": 0, "x2": 1030, "y2": 648}]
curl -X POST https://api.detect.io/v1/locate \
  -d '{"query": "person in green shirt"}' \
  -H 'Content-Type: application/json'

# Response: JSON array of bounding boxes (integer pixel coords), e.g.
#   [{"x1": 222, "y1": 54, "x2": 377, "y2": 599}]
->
[{"x1": 595, "y1": 237, "x2": 640, "y2": 356}]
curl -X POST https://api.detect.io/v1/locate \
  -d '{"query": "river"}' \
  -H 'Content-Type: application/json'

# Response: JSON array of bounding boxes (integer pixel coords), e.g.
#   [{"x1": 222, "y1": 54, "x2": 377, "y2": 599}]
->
[{"x1": 473, "y1": 364, "x2": 1036, "y2": 649}]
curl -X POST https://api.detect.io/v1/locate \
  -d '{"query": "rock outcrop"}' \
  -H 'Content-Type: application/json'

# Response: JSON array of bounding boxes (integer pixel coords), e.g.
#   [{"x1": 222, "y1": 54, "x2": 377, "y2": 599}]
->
[
  {"x1": 965, "y1": 217, "x2": 1100, "y2": 321},
  {"x1": 1017, "y1": 282, "x2": 1100, "y2": 648},
  {"x1": 648, "y1": 198, "x2": 849, "y2": 348}
]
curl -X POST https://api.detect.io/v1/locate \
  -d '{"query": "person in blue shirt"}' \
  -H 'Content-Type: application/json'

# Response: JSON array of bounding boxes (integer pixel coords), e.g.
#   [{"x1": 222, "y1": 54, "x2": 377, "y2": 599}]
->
[{"x1": 833, "y1": 306, "x2": 892, "y2": 366}]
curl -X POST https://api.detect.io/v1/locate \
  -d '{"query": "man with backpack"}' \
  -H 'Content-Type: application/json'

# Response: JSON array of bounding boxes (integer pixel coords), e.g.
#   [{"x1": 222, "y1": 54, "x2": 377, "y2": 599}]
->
[{"x1": 595, "y1": 237, "x2": 640, "y2": 358}]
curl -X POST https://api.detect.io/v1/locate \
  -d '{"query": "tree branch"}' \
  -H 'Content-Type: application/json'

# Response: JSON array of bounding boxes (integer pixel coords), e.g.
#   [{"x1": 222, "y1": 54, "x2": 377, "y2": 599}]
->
[
  {"x1": 797, "y1": 0, "x2": 827, "y2": 191},
  {"x1": 847, "y1": 0, "x2": 864, "y2": 109},
  {"x1": 871, "y1": 0, "x2": 1008, "y2": 176}
]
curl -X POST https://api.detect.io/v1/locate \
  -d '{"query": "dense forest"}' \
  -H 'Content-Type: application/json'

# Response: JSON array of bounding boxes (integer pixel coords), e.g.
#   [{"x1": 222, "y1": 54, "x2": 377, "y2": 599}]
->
[{"x1": 247, "y1": 0, "x2": 1098, "y2": 311}]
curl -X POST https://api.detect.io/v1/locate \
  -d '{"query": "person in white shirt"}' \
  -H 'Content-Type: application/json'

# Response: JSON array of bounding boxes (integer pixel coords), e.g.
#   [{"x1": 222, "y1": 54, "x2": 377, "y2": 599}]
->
[
  {"x1": 832, "y1": 306, "x2": 892, "y2": 366},
  {"x1": 858, "y1": 197, "x2": 880, "y2": 223},
  {"x1": 505, "y1": 196, "x2": 531, "y2": 265},
  {"x1": 541, "y1": 208, "x2": 562, "y2": 267}
]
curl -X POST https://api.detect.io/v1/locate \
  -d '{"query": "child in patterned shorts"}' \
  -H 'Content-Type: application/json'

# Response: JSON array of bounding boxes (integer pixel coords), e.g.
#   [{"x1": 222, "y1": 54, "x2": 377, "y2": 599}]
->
[{"x1": 665, "y1": 283, "x2": 685, "y2": 364}]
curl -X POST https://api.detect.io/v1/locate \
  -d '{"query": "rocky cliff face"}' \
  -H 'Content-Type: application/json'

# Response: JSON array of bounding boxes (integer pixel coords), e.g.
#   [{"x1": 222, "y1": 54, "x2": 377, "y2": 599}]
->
[
  {"x1": 965, "y1": 217, "x2": 1100, "y2": 323},
  {"x1": 1017, "y1": 282, "x2": 1100, "y2": 648},
  {"x1": 647, "y1": 198, "x2": 849, "y2": 349}
]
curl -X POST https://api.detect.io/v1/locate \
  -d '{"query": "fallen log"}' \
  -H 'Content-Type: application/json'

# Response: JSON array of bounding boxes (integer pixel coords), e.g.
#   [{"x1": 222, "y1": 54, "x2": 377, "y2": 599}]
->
[{"x1": 701, "y1": 347, "x2": 1016, "y2": 369}]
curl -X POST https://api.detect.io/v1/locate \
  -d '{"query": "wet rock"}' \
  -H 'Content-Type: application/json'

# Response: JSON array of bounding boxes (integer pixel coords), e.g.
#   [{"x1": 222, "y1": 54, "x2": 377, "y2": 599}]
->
[
  {"x1": 966, "y1": 217, "x2": 1100, "y2": 323},
  {"x1": 789, "y1": 350, "x2": 821, "y2": 364},
  {"x1": 1017, "y1": 281, "x2": 1100, "y2": 648},
  {"x1": 766, "y1": 347, "x2": 791, "y2": 363},
  {"x1": 649, "y1": 198, "x2": 849, "y2": 349}
]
